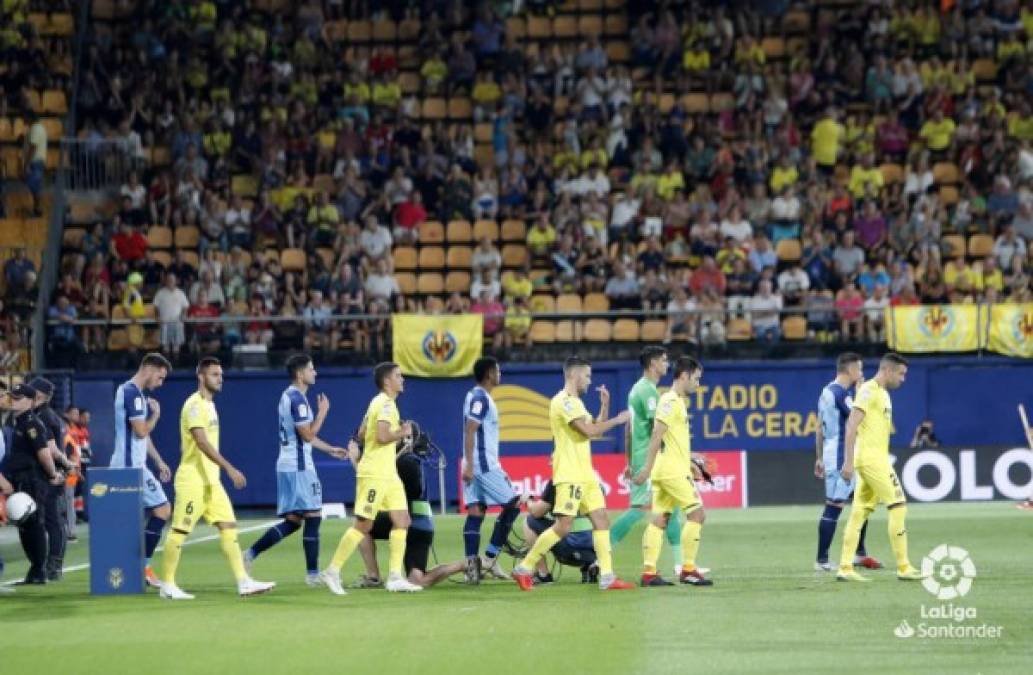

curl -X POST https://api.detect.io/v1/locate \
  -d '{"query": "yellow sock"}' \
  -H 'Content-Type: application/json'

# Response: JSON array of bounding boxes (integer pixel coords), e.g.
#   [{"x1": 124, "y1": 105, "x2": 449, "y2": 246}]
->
[
  {"x1": 161, "y1": 529, "x2": 186, "y2": 585},
  {"x1": 388, "y1": 528, "x2": 407, "y2": 576},
  {"x1": 219, "y1": 529, "x2": 247, "y2": 583},
  {"x1": 642, "y1": 523, "x2": 664, "y2": 574},
  {"x1": 888, "y1": 505, "x2": 910, "y2": 571},
  {"x1": 592, "y1": 530, "x2": 613, "y2": 577},
  {"x1": 680, "y1": 520, "x2": 702, "y2": 571},
  {"x1": 837, "y1": 506, "x2": 868, "y2": 572},
  {"x1": 329, "y1": 527, "x2": 365, "y2": 572},
  {"x1": 520, "y1": 527, "x2": 561, "y2": 571}
]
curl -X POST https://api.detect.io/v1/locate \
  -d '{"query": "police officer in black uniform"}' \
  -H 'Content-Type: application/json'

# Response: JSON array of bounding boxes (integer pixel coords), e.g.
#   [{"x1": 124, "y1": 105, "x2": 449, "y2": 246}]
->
[
  {"x1": 29, "y1": 377, "x2": 75, "y2": 580},
  {"x1": 3, "y1": 383, "x2": 64, "y2": 584}
]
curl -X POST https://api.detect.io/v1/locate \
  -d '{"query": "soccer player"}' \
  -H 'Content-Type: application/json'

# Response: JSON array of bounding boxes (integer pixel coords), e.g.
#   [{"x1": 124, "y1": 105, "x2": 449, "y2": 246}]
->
[
  {"x1": 158, "y1": 357, "x2": 276, "y2": 599},
  {"x1": 111, "y1": 353, "x2": 174, "y2": 588},
  {"x1": 461, "y1": 356, "x2": 520, "y2": 583},
  {"x1": 244, "y1": 354, "x2": 349, "y2": 585},
  {"x1": 355, "y1": 439, "x2": 466, "y2": 589},
  {"x1": 523, "y1": 480, "x2": 599, "y2": 584},
  {"x1": 814, "y1": 353, "x2": 882, "y2": 572},
  {"x1": 633, "y1": 356, "x2": 713, "y2": 586},
  {"x1": 511, "y1": 356, "x2": 634, "y2": 591},
  {"x1": 319, "y1": 362, "x2": 423, "y2": 594},
  {"x1": 836, "y1": 353, "x2": 923, "y2": 583},
  {"x1": 611, "y1": 347, "x2": 685, "y2": 574}
]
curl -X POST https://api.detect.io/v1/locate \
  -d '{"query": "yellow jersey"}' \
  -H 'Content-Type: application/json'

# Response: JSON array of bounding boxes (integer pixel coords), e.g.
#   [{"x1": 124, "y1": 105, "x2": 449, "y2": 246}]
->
[
  {"x1": 652, "y1": 390, "x2": 691, "y2": 480},
  {"x1": 549, "y1": 390, "x2": 593, "y2": 483},
  {"x1": 852, "y1": 379, "x2": 893, "y2": 466},
  {"x1": 359, "y1": 392, "x2": 400, "y2": 480},
  {"x1": 811, "y1": 119, "x2": 844, "y2": 166},
  {"x1": 179, "y1": 392, "x2": 221, "y2": 486}
]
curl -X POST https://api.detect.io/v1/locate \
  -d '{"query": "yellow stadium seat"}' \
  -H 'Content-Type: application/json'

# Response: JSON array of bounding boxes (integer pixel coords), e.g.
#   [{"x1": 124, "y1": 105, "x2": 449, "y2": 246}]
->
[
  {"x1": 613, "y1": 319, "x2": 640, "y2": 341},
  {"x1": 446, "y1": 246, "x2": 472, "y2": 268},
  {"x1": 173, "y1": 226, "x2": 200, "y2": 249},
  {"x1": 776, "y1": 239, "x2": 802, "y2": 262},
  {"x1": 555, "y1": 320, "x2": 576, "y2": 342},
  {"x1": 941, "y1": 234, "x2": 966, "y2": 257},
  {"x1": 501, "y1": 244, "x2": 527, "y2": 268},
  {"x1": 880, "y1": 163, "x2": 904, "y2": 184},
  {"x1": 968, "y1": 234, "x2": 994, "y2": 258},
  {"x1": 583, "y1": 293, "x2": 610, "y2": 313},
  {"x1": 556, "y1": 294, "x2": 582, "y2": 313},
  {"x1": 418, "y1": 246, "x2": 446, "y2": 269},
  {"x1": 727, "y1": 318, "x2": 753, "y2": 341},
  {"x1": 782, "y1": 316, "x2": 807, "y2": 340},
  {"x1": 419, "y1": 220, "x2": 445, "y2": 243},
  {"x1": 395, "y1": 272, "x2": 417, "y2": 295},
  {"x1": 147, "y1": 226, "x2": 173, "y2": 249},
  {"x1": 281, "y1": 248, "x2": 306, "y2": 271},
  {"x1": 933, "y1": 162, "x2": 960, "y2": 185},
  {"x1": 445, "y1": 271, "x2": 471, "y2": 293},
  {"x1": 473, "y1": 219, "x2": 499, "y2": 241},
  {"x1": 417, "y1": 272, "x2": 445, "y2": 294},
  {"x1": 394, "y1": 246, "x2": 418, "y2": 270},
  {"x1": 372, "y1": 20, "x2": 397, "y2": 42},
  {"x1": 531, "y1": 294, "x2": 555, "y2": 313},
  {"x1": 640, "y1": 320, "x2": 666, "y2": 342},
  {"x1": 530, "y1": 321, "x2": 556, "y2": 344},
  {"x1": 584, "y1": 319, "x2": 611, "y2": 342},
  {"x1": 448, "y1": 98, "x2": 473, "y2": 119},
  {"x1": 501, "y1": 219, "x2": 527, "y2": 242},
  {"x1": 421, "y1": 98, "x2": 447, "y2": 120},
  {"x1": 447, "y1": 219, "x2": 473, "y2": 243}
]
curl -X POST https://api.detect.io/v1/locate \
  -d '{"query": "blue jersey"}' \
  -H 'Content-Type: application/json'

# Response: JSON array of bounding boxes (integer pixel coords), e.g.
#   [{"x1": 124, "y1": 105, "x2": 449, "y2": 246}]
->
[
  {"x1": 112, "y1": 380, "x2": 151, "y2": 468},
  {"x1": 277, "y1": 385, "x2": 314, "y2": 472},
  {"x1": 463, "y1": 385, "x2": 500, "y2": 474},
  {"x1": 818, "y1": 381, "x2": 854, "y2": 470}
]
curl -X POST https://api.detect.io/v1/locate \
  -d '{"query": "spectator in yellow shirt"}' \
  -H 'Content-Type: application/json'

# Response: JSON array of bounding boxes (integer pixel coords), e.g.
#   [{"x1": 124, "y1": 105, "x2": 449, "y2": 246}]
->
[
  {"x1": 371, "y1": 74, "x2": 402, "y2": 110},
  {"x1": 943, "y1": 254, "x2": 974, "y2": 290},
  {"x1": 656, "y1": 160, "x2": 686, "y2": 201},
  {"x1": 526, "y1": 216, "x2": 557, "y2": 262},
  {"x1": 919, "y1": 109, "x2": 956, "y2": 154},
  {"x1": 847, "y1": 153, "x2": 885, "y2": 199},
  {"x1": 502, "y1": 297, "x2": 533, "y2": 349},
  {"x1": 974, "y1": 256, "x2": 1004, "y2": 293},
  {"x1": 769, "y1": 155, "x2": 799, "y2": 193},
  {"x1": 811, "y1": 108, "x2": 845, "y2": 170},
  {"x1": 471, "y1": 70, "x2": 502, "y2": 120},
  {"x1": 420, "y1": 53, "x2": 448, "y2": 93},
  {"x1": 502, "y1": 267, "x2": 533, "y2": 303}
]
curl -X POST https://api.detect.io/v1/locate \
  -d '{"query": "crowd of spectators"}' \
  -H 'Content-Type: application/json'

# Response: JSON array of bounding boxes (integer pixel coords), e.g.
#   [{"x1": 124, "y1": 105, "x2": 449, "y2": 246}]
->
[{"x1": 50, "y1": 0, "x2": 1033, "y2": 364}]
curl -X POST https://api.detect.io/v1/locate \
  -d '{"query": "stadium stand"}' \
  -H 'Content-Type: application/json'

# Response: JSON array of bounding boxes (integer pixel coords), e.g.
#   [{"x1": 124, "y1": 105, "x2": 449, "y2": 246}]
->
[{"x1": 34, "y1": 0, "x2": 1033, "y2": 368}]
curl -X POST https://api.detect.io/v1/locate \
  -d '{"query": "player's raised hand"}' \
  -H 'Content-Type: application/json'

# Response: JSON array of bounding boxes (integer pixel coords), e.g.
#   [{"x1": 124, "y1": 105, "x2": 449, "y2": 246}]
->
[
  {"x1": 596, "y1": 385, "x2": 610, "y2": 407},
  {"x1": 147, "y1": 398, "x2": 161, "y2": 419},
  {"x1": 227, "y1": 466, "x2": 247, "y2": 489},
  {"x1": 317, "y1": 393, "x2": 330, "y2": 416},
  {"x1": 158, "y1": 462, "x2": 172, "y2": 482},
  {"x1": 814, "y1": 458, "x2": 825, "y2": 479}
]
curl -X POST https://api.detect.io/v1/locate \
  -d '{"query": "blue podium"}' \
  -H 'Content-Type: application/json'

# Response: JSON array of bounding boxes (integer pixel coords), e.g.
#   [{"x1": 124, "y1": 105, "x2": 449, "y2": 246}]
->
[{"x1": 87, "y1": 468, "x2": 145, "y2": 595}]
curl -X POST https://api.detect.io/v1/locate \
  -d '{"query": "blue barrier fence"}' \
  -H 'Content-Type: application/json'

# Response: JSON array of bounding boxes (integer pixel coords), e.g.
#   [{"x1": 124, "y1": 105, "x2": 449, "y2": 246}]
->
[{"x1": 73, "y1": 357, "x2": 1033, "y2": 507}]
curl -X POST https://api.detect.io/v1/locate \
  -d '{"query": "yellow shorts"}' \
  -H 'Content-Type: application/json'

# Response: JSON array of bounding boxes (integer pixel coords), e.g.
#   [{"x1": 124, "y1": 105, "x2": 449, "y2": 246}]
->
[
  {"x1": 651, "y1": 476, "x2": 701, "y2": 515},
  {"x1": 551, "y1": 480, "x2": 606, "y2": 517},
  {"x1": 853, "y1": 463, "x2": 906, "y2": 509},
  {"x1": 355, "y1": 476, "x2": 407, "y2": 520},
  {"x1": 171, "y1": 480, "x2": 236, "y2": 533}
]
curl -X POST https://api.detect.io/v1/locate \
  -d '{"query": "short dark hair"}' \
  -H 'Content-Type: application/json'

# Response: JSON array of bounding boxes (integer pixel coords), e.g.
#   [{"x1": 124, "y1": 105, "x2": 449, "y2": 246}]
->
[
  {"x1": 196, "y1": 356, "x2": 221, "y2": 373},
  {"x1": 836, "y1": 352, "x2": 862, "y2": 373},
  {"x1": 286, "y1": 353, "x2": 312, "y2": 381},
  {"x1": 639, "y1": 346, "x2": 668, "y2": 370},
  {"x1": 673, "y1": 356, "x2": 702, "y2": 380},
  {"x1": 141, "y1": 353, "x2": 172, "y2": 371},
  {"x1": 881, "y1": 352, "x2": 909, "y2": 368},
  {"x1": 473, "y1": 356, "x2": 499, "y2": 384},
  {"x1": 563, "y1": 356, "x2": 591, "y2": 375},
  {"x1": 374, "y1": 361, "x2": 400, "y2": 390}
]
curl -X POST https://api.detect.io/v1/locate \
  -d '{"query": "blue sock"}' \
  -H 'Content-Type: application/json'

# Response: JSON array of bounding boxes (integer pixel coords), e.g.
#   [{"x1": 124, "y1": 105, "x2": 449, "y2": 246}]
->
[
  {"x1": 486, "y1": 501, "x2": 521, "y2": 558},
  {"x1": 856, "y1": 520, "x2": 868, "y2": 557},
  {"x1": 144, "y1": 515, "x2": 167, "y2": 563},
  {"x1": 816, "y1": 504, "x2": 842, "y2": 563},
  {"x1": 249, "y1": 519, "x2": 300, "y2": 559},
  {"x1": 463, "y1": 514, "x2": 484, "y2": 558},
  {"x1": 302, "y1": 517, "x2": 321, "y2": 574}
]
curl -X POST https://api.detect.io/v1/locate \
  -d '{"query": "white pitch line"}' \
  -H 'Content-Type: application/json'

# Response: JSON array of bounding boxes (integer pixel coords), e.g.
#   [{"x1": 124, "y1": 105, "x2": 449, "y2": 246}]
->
[{"x1": 1, "y1": 520, "x2": 279, "y2": 586}]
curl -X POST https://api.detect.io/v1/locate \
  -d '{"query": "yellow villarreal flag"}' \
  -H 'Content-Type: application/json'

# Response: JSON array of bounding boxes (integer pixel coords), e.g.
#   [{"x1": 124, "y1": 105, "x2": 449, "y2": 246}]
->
[
  {"x1": 886, "y1": 305, "x2": 982, "y2": 352},
  {"x1": 988, "y1": 303, "x2": 1033, "y2": 358},
  {"x1": 392, "y1": 313, "x2": 483, "y2": 377}
]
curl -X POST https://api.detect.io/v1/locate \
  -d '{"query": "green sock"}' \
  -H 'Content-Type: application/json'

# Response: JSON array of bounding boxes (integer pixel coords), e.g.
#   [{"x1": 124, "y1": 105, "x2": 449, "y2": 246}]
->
[
  {"x1": 610, "y1": 508, "x2": 646, "y2": 544},
  {"x1": 665, "y1": 508, "x2": 683, "y2": 569}
]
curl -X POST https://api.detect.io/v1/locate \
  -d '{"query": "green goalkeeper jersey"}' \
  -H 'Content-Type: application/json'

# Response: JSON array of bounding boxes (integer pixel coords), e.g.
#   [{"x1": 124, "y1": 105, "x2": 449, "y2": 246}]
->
[{"x1": 627, "y1": 376, "x2": 660, "y2": 469}]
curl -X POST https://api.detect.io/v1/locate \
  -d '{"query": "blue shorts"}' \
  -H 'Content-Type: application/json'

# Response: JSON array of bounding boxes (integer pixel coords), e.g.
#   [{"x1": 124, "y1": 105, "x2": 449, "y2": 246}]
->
[
  {"x1": 142, "y1": 467, "x2": 168, "y2": 509},
  {"x1": 525, "y1": 515, "x2": 595, "y2": 566},
  {"x1": 277, "y1": 469, "x2": 323, "y2": 515},
  {"x1": 462, "y1": 467, "x2": 516, "y2": 507},
  {"x1": 825, "y1": 468, "x2": 856, "y2": 503}
]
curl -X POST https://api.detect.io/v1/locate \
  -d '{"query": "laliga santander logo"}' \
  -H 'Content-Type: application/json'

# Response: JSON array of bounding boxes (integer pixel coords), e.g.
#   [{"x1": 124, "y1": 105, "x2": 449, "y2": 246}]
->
[{"x1": 921, "y1": 544, "x2": 976, "y2": 600}]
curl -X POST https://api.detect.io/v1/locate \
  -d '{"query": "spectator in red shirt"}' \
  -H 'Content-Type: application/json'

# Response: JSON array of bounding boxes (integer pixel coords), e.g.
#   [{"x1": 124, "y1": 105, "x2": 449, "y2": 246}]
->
[
  {"x1": 689, "y1": 255, "x2": 727, "y2": 297},
  {"x1": 187, "y1": 287, "x2": 221, "y2": 354},
  {"x1": 393, "y1": 191, "x2": 427, "y2": 245},
  {"x1": 111, "y1": 220, "x2": 148, "y2": 264},
  {"x1": 470, "y1": 290, "x2": 505, "y2": 349}
]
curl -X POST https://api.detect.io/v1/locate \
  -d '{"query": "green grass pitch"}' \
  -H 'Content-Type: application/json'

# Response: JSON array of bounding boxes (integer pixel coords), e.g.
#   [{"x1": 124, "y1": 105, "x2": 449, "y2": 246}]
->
[{"x1": 0, "y1": 502, "x2": 1029, "y2": 674}]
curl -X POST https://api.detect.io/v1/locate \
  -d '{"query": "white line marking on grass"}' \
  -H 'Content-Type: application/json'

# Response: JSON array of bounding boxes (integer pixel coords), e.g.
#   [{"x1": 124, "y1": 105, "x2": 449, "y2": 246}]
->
[{"x1": 0, "y1": 520, "x2": 278, "y2": 586}]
